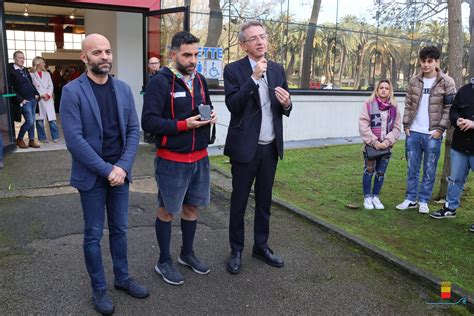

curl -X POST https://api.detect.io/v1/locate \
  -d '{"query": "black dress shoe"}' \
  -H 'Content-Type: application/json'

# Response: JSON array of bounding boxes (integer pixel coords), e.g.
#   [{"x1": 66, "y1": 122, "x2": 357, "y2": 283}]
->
[
  {"x1": 226, "y1": 252, "x2": 242, "y2": 274},
  {"x1": 252, "y1": 246, "x2": 284, "y2": 268}
]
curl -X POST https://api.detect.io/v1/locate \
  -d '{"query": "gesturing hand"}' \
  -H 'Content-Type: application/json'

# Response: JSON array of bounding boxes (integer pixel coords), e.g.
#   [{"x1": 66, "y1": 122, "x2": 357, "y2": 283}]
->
[
  {"x1": 252, "y1": 59, "x2": 267, "y2": 81},
  {"x1": 458, "y1": 118, "x2": 474, "y2": 131},
  {"x1": 274, "y1": 87, "x2": 291, "y2": 108},
  {"x1": 186, "y1": 115, "x2": 211, "y2": 129}
]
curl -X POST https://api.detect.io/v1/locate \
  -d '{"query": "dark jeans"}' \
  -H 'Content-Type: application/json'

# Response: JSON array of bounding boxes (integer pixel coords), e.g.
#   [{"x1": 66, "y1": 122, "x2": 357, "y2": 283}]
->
[
  {"x1": 18, "y1": 98, "x2": 36, "y2": 140},
  {"x1": 229, "y1": 142, "x2": 278, "y2": 252},
  {"x1": 78, "y1": 177, "x2": 129, "y2": 290}
]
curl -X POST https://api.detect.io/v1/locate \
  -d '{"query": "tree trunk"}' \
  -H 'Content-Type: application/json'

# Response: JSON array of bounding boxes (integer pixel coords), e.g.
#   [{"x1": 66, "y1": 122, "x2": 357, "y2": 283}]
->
[
  {"x1": 204, "y1": 0, "x2": 223, "y2": 47},
  {"x1": 391, "y1": 56, "x2": 398, "y2": 90},
  {"x1": 299, "y1": 0, "x2": 322, "y2": 88},
  {"x1": 437, "y1": 0, "x2": 463, "y2": 200},
  {"x1": 354, "y1": 43, "x2": 367, "y2": 89},
  {"x1": 338, "y1": 48, "x2": 346, "y2": 85},
  {"x1": 287, "y1": 52, "x2": 295, "y2": 78},
  {"x1": 469, "y1": 1, "x2": 474, "y2": 77}
]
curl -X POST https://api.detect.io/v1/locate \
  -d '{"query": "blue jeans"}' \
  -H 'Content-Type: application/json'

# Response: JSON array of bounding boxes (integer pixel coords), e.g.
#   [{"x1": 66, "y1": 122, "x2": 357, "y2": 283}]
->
[
  {"x1": 78, "y1": 177, "x2": 129, "y2": 290},
  {"x1": 363, "y1": 155, "x2": 390, "y2": 197},
  {"x1": 18, "y1": 98, "x2": 36, "y2": 140},
  {"x1": 446, "y1": 149, "x2": 474, "y2": 210},
  {"x1": 36, "y1": 119, "x2": 60, "y2": 141},
  {"x1": 405, "y1": 131, "x2": 442, "y2": 203}
]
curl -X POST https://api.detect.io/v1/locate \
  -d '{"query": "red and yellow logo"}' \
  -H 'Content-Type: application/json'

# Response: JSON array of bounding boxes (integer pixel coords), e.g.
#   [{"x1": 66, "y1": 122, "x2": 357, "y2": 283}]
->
[{"x1": 441, "y1": 281, "x2": 451, "y2": 299}]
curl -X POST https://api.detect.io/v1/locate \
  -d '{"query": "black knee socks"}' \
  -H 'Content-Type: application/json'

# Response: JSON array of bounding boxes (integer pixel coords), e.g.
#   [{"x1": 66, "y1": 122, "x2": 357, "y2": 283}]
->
[
  {"x1": 181, "y1": 218, "x2": 197, "y2": 256},
  {"x1": 155, "y1": 217, "x2": 171, "y2": 264}
]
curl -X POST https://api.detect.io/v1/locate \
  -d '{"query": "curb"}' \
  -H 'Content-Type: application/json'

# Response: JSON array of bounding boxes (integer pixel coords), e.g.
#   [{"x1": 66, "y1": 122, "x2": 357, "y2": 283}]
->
[{"x1": 210, "y1": 164, "x2": 474, "y2": 312}]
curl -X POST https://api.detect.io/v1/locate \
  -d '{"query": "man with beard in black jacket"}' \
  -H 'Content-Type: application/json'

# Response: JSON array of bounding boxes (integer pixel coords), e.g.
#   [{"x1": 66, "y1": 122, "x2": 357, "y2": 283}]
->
[{"x1": 142, "y1": 31, "x2": 217, "y2": 285}]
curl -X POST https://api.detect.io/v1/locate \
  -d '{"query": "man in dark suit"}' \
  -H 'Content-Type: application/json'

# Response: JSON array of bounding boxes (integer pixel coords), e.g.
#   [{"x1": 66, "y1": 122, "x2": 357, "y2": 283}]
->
[
  {"x1": 8, "y1": 52, "x2": 41, "y2": 148},
  {"x1": 223, "y1": 20, "x2": 292, "y2": 274},
  {"x1": 60, "y1": 33, "x2": 148, "y2": 314}
]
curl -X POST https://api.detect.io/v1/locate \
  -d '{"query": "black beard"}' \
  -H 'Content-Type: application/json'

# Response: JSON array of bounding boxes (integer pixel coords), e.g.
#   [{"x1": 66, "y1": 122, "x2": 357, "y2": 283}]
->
[
  {"x1": 176, "y1": 60, "x2": 194, "y2": 76},
  {"x1": 89, "y1": 61, "x2": 112, "y2": 75}
]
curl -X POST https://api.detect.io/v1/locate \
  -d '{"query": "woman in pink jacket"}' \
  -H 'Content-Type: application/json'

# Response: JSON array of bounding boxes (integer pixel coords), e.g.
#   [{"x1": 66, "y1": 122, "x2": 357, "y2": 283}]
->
[{"x1": 359, "y1": 80, "x2": 402, "y2": 210}]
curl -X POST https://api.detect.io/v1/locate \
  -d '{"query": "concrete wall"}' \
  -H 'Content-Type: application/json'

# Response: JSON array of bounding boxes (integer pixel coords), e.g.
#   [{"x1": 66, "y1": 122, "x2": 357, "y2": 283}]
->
[
  {"x1": 84, "y1": 10, "x2": 143, "y2": 116},
  {"x1": 208, "y1": 94, "x2": 406, "y2": 146}
]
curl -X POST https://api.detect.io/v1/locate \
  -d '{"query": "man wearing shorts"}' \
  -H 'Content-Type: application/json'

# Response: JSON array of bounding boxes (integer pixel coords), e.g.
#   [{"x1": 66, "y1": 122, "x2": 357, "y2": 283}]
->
[{"x1": 142, "y1": 31, "x2": 217, "y2": 285}]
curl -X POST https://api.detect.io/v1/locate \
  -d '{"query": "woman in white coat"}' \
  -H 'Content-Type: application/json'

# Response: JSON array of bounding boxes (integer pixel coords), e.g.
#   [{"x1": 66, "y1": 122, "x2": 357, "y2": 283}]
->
[{"x1": 31, "y1": 56, "x2": 59, "y2": 142}]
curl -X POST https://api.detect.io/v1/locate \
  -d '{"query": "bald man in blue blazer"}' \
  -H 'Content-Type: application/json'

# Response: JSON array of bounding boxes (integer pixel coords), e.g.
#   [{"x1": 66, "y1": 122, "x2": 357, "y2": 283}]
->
[{"x1": 60, "y1": 34, "x2": 148, "y2": 315}]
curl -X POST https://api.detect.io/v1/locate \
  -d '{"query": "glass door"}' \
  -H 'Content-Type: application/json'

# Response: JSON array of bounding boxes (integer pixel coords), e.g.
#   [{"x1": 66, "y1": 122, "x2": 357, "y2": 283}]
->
[
  {"x1": 0, "y1": 0, "x2": 15, "y2": 153},
  {"x1": 142, "y1": 6, "x2": 189, "y2": 89}
]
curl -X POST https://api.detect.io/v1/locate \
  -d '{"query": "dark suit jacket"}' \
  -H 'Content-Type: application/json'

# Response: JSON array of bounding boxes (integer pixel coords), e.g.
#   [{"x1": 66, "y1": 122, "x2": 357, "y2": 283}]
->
[
  {"x1": 8, "y1": 63, "x2": 38, "y2": 122},
  {"x1": 60, "y1": 73, "x2": 140, "y2": 191},
  {"x1": 223, "y1": 56, "x2": 291, "y2": 163}
]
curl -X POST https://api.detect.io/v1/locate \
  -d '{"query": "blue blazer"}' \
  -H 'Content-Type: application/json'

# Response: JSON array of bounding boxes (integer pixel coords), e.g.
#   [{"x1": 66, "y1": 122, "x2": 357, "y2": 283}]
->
[
  {"x1": 223, "y1": 56, "x2": 292, "y2": 163},
  {"x1": 60, "y1": 73, "x2": 140, "y2": 191}
]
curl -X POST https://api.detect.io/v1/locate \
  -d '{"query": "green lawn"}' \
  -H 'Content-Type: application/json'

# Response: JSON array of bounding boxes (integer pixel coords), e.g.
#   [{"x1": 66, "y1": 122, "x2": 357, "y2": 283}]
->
[{"x1": 210, "y1": 143, "x2": 474, "y2": 294}]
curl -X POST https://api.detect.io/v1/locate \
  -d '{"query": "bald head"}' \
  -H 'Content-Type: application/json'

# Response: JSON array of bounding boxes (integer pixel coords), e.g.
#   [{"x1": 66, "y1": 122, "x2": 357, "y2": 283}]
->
[
  {"x1": 80, "y1": 33, "x2": 113, "y2": 77},
  {"x1": 81, "y1": 33, "x2": 110, "y2": 53}
]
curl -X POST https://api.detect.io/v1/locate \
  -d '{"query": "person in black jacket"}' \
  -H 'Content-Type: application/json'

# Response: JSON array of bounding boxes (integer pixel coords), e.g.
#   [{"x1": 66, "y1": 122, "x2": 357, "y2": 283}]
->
[
  {"x1": 142, "y1": 31, "x2": 217, "y2": 285},
  {"x1": 223, "y1": 20, "x2": 292, "y2": 274},
  {"x1": 430, "y1": 82, "x2": 474, "y2": 232},
  {"x1": 8, "y1": 51, "x2": 41, "y2": 149}
]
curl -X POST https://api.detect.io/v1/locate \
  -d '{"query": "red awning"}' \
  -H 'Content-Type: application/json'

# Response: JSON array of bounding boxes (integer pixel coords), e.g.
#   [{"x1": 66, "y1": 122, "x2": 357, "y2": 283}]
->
[{"x1": 67, "y1": 0, "x2": 161, "y2": 10}]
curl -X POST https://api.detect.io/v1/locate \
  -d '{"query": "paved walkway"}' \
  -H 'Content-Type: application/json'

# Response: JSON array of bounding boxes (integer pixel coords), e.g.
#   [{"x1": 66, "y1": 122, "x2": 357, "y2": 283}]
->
[{"x1": 0, "y1": 146, "x2": 451, "y2": 315}]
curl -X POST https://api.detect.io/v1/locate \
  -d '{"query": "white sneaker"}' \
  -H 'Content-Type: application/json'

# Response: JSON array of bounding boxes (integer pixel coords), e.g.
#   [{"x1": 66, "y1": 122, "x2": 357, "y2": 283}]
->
[
  {"x1": 363, "y1": 197, "x2": 374, "y2": 210},
  {"x1": 371, "y1": 196, "x2": 384, "y2": 209},
  {"x1": 396, "y1": 199, "x2": 418, "y2": 210},
  {"x1": 418, "y1": 202, "x2": 429, "y2": 214}
]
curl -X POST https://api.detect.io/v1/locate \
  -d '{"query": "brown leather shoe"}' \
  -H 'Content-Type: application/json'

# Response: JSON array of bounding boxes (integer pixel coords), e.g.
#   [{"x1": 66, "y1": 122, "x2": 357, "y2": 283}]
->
[
  {"x1": 28, "y1": 140, "x2": 40, "y2": 148},
  {"x1": 16, "y1": 139, "x2": 28, "y2": 149}
]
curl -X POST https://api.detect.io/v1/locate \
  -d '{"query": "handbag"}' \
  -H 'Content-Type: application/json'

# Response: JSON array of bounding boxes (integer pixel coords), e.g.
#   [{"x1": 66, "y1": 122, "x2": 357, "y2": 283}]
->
[{"x1": 364, "y1": 145, "x2": 391, "y2": 160}]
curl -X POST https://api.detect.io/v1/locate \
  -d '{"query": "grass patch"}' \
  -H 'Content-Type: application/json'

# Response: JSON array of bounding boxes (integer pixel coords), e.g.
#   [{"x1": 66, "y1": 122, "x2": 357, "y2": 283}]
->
[{"x1": 211, "y1": 143, "x2": 474, "y2": 294}]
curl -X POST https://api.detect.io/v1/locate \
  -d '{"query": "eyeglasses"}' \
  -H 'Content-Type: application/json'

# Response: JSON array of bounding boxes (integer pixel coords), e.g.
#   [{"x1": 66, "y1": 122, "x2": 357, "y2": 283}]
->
[
  {"x1": 149, "y1": 62, "x2": 160, "y2": 65},
  {"x1": 244, "y1": 34, "x2": 268, "y2": 43}
]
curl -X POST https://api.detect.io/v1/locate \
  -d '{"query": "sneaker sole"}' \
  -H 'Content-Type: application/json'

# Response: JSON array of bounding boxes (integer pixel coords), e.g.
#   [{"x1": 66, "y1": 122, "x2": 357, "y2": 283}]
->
[
  {"x1": 429, "y1": 214, "x2": 456, "y2": 219},
  {"x1": 418, "y1": 209, "x2": 429, "y2": 214},
  {"x1": 177, "y1": 257, "x2": 211, "y2": 275},
  {"x1": 154, "y1": 265, "x2": 184, "y2": 285},
  {"x1": 396, "y1": 204, "x2": 418, "y2": 210}
]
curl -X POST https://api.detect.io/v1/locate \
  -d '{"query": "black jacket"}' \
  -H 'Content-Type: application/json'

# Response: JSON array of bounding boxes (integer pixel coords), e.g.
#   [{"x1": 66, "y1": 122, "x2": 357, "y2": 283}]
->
[
  {"x1": 141, "y1": 67, "x2": 211, "y2": 154},
  {"x1": 450, "y1": 83, "x2": 474, "y2": 154},
  {"x1": 223, "y1": 56, "x2": 291, "y2": 163}
]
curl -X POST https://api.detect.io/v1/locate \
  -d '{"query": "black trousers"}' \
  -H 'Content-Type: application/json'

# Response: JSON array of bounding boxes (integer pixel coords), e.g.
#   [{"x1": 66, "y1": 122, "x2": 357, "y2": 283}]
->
[{"x1": 229, "y1": 142, "x2": 278, "y2": 252}]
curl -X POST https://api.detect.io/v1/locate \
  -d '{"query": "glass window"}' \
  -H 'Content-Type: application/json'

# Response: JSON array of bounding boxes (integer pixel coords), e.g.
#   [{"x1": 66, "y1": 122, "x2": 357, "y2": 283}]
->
[
  {"x1": 25, "y1": 31, "x2": 35, "y2": 41},
  {"x1": 45, "y1": 32, "x2": 55, "y2": 42},
  {"x1": 64, "y1": 33, "x2": 73, "y2": 42},
  {"x1": 35, "y1": 32, "x2": 45, "y2": 41},
  {"x1": 63, "y1": 42, "x2": 74, "y2": 50},
  {"x1": 45, "y1": 42, "x2": 56, "y2": 51},
  {"x1": 25, "y1": 41, "x2": 35, "y2": 50},
  {"x1": 187, "y1": 0, "x2": 472, "y2": 91},
  {"x1": 14, "y1": 31, "x2": 25, "y2": 40},
  {"x1": 15, "y1": 41, "x2": 25, "y2": 50}
]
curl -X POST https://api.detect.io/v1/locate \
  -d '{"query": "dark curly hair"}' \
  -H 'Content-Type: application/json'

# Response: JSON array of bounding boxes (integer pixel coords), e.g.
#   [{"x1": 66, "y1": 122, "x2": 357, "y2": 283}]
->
[{"x1": 419, "y1": 46, "x2": 440, "y2": 61}]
